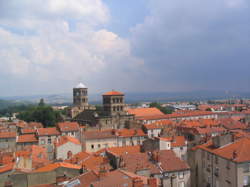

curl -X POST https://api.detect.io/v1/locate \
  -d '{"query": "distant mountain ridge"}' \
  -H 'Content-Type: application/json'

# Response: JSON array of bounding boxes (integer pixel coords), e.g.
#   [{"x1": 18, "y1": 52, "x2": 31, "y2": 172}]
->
[{"x1": 0, "y1": 90, "x2": 249, "y2": 105}]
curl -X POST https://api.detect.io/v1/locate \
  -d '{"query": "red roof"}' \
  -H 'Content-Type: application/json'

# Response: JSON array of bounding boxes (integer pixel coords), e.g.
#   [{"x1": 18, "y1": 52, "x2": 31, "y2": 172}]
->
[
  {"x1": 81, "y1": 155, "x2": 112, "y2": 174},
  {"x1": 137, "y1": 111, "x2": 216, "y2": 121},
  {"x1": 121, "y1": 150, "x2": 189, "y2": 174},
  {"x1": 103, "y1": 91, "x2": 124, "y2": 96},
  {"x1": 15, "y1": 145, "x2": 49, "y2": 169},
  {"x1": 0, "y1": 132, "x2": 16, "y2": 139},
  {"x1": 197, "y1": 137, "x2": 250, "y2": 163},
  {"x1": 55, "y1": 136, "x2": 81, "y2": 147},
  {"x1": 57, "y1": 122, "x2": 80, "y2": 132},
  {"x1": 65, "y1": 151, "x2": 90, "y2": 164},
  {"x1": 117, "y1": 129, "x2": 146, "y2": 137},
  {"x1": 17, "y1": 134, "x2": 38, "y2": 143},
  {"x1": 83, "y1": 129, "x2": 117, "y2": 140},
  {"x1": 127, "y1": 107, "x2": 164, "y2": 118},
  {"x1": 158, "y1": 136, "x2": 186, "y2": 147},
  {"x1": 28, "y1": 122, "x2": 43, "y2": 128},
  {"x1": 106, "y1": 145, "x2": 141, "y2": 157},
  {"x1": 65, "y1": 171, "x2": 99, "y2": 187},
  {"x1": 34, "y1": 162, "x2": 81, "y2": 172},
  {"x1": 144, "y1": 120, "x2": 174, "y2": 130},
  {"x1": 0, "y1": 163, "x2": 14, "y2": 173},
  {"x1": 37, "y1": 127, "x2": 60, "y2": 136}
]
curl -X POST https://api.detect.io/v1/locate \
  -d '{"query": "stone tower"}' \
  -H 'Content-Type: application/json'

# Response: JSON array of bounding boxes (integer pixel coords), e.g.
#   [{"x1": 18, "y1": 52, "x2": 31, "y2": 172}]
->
[
  {"x1": 73, "y1": 83, "x2": 88, "y2": 107},
  {"x1": 103, "y1": 90, "x2": 125, "y2": 116}
]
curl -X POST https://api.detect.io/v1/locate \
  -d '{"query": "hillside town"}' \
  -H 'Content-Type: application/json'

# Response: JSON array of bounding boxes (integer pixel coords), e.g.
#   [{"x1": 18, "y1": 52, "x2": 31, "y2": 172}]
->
[{"x1": 1, "y1": 83, "x2": 250, "y2": 187}]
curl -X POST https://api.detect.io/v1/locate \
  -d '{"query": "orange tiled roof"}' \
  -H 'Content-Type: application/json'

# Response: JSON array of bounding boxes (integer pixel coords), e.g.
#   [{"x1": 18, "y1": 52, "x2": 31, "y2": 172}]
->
[
  {"x1": 55, "y1": 136, "x2": 81, "y2": 147},
  {"x1": 34, "y1": 162, "x2": 81, "y2": 172},
  {"x1": 28, "y1": 122, "x2": 43, "y2": 128},
  {"x1": 17, "y1": 134, "x2": 38, "y2": 143},
  {"x1": 103, "y1": 91, "x2": 124, "y2": 96},
  {"x1": 37, "y1": 127, "x2": 60, "y2": 136},
  {"x1": 0, "y1": 152, "x2": 14, "y2": 165},
  {"x1": 57, "y1": 122, "x2": 80, "y2": 132},
  {"x1": 65, "y1": 170, "x2": 99, "y2": 187},
  {"x1": 90, "y1": 169, "x2": 154, "y2": 187},
  {"x1": 117, "y1": 129, "x2": 146, "y2": 137},
  {"x1": 158, "y1": 136, "x2": 186, "y2": 147},
  {"x1": 144, "y1": 120, "x2": 174, "y2": 130},
  {"x1": 15, "y1": 145, "x2": 49, "y2": 168},
  {"x1": 197, "y1": 137, "x2": 250, "y2": 163},
  {"x1": 81, "y1": 155, "x2": 112, "y2": 174},
  {"x1": 0, "y1": 131, "x2": 16, "y2": 139},
  {"x1": 121, "y1": 150, "x2": 189, "y2": 174},
  {"x1": 137, "y1": 111, "x2": 216, "y2": 121},
  {"x1": 0, "y1": 163, "x2": 14, "y2": 173},
  {"x1": 65, "y1": 151, "x2": 90, "y2": 164},
  {"x1": 106, "y1": 145, "x2": 141, "y2": 157},
  {"x1": 219, "y1": 118, "x2": 247, "y2": 130},
  {"x1": 127, "y1": 107, "x2": 164, "y2": 118},
  {"x1": 83, "y1": 129, "x2": 116, "y2": 140}
]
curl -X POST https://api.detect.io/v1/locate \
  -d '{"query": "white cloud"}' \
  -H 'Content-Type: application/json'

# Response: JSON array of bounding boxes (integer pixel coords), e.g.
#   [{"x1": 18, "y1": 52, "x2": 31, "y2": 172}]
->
[{"x1": 0, "y1": 0, "x2": 144, "y2": 96}]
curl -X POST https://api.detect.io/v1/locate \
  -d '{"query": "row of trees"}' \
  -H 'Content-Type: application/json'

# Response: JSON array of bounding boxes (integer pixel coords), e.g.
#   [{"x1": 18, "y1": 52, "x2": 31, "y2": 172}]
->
[
  {"x1": 149, "y1": 102, "x2": 174, "y2": 114},
  {"x1": 17, "y1": 99, "x2": 64, "y2": 127}
]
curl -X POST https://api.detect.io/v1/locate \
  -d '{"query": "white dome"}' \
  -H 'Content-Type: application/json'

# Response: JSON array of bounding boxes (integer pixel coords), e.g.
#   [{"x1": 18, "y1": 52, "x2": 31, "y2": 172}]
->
[{"x1": 75, "y1": 83, "x2": 87, "y2": 89}]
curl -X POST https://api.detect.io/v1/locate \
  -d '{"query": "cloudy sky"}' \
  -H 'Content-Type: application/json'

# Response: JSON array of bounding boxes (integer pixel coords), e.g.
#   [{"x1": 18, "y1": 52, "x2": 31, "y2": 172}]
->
[{"x1": 0, "y1": 0, "x2": 249, "y2": 97}]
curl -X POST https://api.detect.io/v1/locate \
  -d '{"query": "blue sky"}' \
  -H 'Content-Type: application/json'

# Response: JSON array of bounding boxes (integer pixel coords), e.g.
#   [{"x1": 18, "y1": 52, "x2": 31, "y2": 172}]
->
[{"x1": 0, "y1": 0, "x2": 249, "y2": 97}]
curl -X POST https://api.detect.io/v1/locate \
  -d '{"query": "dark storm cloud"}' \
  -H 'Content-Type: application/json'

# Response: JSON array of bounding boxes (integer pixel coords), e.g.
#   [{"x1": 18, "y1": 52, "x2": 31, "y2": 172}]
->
[{"x1": 130, "y1": 0, "x2": 250, "y2": 91}]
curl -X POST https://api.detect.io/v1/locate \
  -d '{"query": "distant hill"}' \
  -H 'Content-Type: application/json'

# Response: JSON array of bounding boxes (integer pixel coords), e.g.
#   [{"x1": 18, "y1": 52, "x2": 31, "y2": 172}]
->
[
  {"x1": 1, "y1": 90, "x2": 249, "y2": 105},
  {"x1": 0, "y1": 99, "x2": 32, "y2": 110}
]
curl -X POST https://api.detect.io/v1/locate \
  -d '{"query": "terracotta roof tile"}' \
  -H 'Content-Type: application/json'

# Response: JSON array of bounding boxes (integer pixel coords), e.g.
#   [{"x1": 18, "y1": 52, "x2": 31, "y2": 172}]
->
[
  {"x1": 17, "y1": 134, "x2": 38, "y2": 143},
  {"x1": 158, "y1": 136, "x2": 186, "y2": 147},
  {"x1": 81, "y1": 155, "x2": 112, "y2": 174},
  {"x1": 57, "y1": 122, "x2": 80, "y2": 132},
  {"x1": 0, "y1": 131, "x2": 16, "y2": 139},
  {"x1": 34, "y1": 162, "x2": 81, "y2": 172},
  {"x1": 37, "y1": 127, "x2": 60, "y2": 136},
  {"x1": 197, "y1": 137, "x2": 250, "y2": 163},
  {"x1": 121, "y1": 150, "x2": 189, "y2": 174},
  {"x1": 103, "y1": 91, "x2": 124, "y2": 96},
  {"x1": 65, "y1": 151, "x2": 90, "y2": 164},
  {"x1": 0, "y1": 163, "x2": 14, "y2": 173},
  {"x1": 28, "y1": 122, "x2": 43, "y2": 128},
  {"x1": 106, "y1": 145, "x2": 141, "y2": 157},
  {"x1": 117, "y1": 129, "x2": 146, "y2": 137},
  {"x1": 55, "y1": 136, "x2": 81, "y2": 147},
  {"x1": 127, "y1": 107, "x2": 164, "y2": 118},
  {"x1": 65, "y1": 170, "x2": 99, "y2": 187},
  {"x1": 144, "y1": 120, "x2": 174, "y2": 130},
  {"x1": 83, "y1": 129, "x2": 116, "y2": 140}
]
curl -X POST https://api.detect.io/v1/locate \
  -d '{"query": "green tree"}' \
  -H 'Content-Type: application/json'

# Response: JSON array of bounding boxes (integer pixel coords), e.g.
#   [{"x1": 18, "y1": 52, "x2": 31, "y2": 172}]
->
[
  {"x1": 149, "y1": 102, "x2": 174, "y2": 114},
  {"x1": 17, "y1": 101, "x2": 63, "y2": 127}
]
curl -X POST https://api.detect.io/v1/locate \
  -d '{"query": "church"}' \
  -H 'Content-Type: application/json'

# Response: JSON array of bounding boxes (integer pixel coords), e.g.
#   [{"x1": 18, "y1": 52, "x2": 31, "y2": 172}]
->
[{"x1": 69, "y1": 83, "x2": 135, "y2": 129}]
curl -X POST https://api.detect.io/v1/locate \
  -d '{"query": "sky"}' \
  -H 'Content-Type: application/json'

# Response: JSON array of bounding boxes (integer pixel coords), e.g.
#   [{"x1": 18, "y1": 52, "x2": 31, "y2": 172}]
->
[{"x1": 0, "y1": 0, "x2": 249, "y2": 97}]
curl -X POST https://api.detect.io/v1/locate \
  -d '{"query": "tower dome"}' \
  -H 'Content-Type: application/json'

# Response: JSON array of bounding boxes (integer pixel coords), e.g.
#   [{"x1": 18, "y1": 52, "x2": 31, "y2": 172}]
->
[{"x1": 75, "y1": 83, "x2": 87, "y2": 89}]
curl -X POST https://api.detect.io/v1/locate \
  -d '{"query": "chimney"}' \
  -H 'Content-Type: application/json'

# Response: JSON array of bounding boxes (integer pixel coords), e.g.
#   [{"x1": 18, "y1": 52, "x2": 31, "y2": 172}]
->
[
  {"x1": 148, "y1": 178, "x2": 157, "y2": 187},
  {"x1": 133, "y1": 177, "x2": 143, "y2": 187},
  {"x1": 152, "y1": 151, "x2": 159, "y2": 162}
]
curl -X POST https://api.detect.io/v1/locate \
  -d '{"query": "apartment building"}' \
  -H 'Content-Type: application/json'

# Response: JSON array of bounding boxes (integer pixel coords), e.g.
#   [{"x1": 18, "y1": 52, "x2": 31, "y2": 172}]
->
[{"x1": 190, "y1": 134, "x2": 250, "y2": 187}]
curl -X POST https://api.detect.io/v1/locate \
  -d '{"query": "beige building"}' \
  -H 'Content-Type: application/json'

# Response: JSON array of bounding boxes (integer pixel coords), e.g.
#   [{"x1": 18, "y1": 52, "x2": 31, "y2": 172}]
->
[
  {"x1": 55, "y1": 136, "x2": 82, "y2": 160},
  {"x1": 189, "y1": 134, "x2": 250, "y2": 187},
  {"x1": 82, "y1": 128, "x2": 146, "y2": 152},
  {"x1": 0, "y1": 132, "x2": 16, "y2": 151}
]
